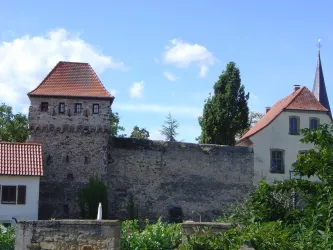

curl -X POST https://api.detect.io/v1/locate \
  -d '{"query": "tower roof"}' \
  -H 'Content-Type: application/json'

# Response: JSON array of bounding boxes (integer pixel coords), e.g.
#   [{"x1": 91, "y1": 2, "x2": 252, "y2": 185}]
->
[
  {"x1": 28, "y1": 61, "x2": 114, "y2": 101},
  {"x1": 312, "y1": 51, "x2": 331, "y2": 114}
]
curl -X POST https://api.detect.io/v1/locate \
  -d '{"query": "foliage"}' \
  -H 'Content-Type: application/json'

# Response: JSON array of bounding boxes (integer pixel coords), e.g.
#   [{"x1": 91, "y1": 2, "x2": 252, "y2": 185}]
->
[
  {"x1": 0, "y1": 103, "x2": 28, "y2": 142},
  {"x1": 160, "y1": 112, "x2": 179, "y2": 141},
  {"x1": 110, "y1": 112, "x2": 126, "y2": 137},
  {"x1": 0, "y1": 225, "x2": 15, "y2": 250},
  {"x1": 77, "y1": 176, "x2": 108, "y2": 219},
  {"x1": 121, "y1": 218, "x2": 182, "y2": 250},
  {"x1": 198, "y1": 62, "x2": 249, "y2": 145},
  {"x1": 237, "y1": 111, "x2": 264, "y2": 138},
  {"x1": 130, "y1": 126, "x2": 150, "y2": 139}
]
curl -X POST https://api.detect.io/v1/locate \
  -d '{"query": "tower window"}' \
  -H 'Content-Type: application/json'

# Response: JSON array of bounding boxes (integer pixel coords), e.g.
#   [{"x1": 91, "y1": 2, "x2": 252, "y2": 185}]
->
[
  {"x1": 67, "y1": 173, "x2": 73, "y2": 181},
  {"x1": 59, "y1": 103, "x2": 65, "y2": 114},
  {"x1": 93, "y1": 104, "x2": 100, "y2": 114},
  {"x1": 75, "y1": 103, "x2": 82, "y2": 114},
  {"x1": 289, "y1": 116, "x2": 300, "y2": 135},
  {"x1": 309, "y1": 118, "x2": 319, "y2": 130},
  {"x1": 41, "y1": 102, "x2": 48, "y2": 112}
]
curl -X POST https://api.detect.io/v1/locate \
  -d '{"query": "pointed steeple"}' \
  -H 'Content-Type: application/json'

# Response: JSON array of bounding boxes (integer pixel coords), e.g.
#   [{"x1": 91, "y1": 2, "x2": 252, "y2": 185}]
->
[{"x1": 312, "y1": 41, "x2": 331, "y2": 115}]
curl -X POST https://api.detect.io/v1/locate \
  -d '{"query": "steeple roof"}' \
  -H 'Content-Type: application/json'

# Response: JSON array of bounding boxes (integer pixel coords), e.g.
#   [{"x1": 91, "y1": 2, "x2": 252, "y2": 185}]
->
[{"x1": 312, "y1": 51, "x2": 331, "y2": 115}]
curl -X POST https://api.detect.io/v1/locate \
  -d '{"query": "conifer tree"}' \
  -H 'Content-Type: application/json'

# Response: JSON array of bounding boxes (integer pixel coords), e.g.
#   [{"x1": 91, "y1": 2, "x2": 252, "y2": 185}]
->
[
  {"x1": 160, "y1": 112, "x2": 179, "y2": 141},
  {"x1": 198, "y1": 62, "x2": 249, "y2": 145}
]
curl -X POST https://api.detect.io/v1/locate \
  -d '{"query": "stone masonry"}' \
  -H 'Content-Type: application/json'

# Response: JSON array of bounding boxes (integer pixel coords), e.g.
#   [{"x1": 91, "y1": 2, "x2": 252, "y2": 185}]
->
[
  {"x1": 108, "y1": 138, "x2": 253, "y2": 221},
  {"x1": 15, "y1": 220, "x2": 121, "y2": 250},
  {"x1": 28, "y1": 96, "x2": 111, "y2": 219}
]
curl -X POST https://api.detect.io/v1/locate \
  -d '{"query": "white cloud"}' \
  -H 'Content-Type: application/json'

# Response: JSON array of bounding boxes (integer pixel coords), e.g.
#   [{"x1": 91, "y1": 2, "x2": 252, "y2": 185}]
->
[
  {"x1": 129, "y1": 81, "x2": 144, "y2": 98},
  {"x1": 149, "y1": 129, "x2": 165, "y2": 141},
  {"x1": 163, "y1": 39, "x2": 216, "y2": 77},
  {"x1": 163, "y1": 71, "x2": 178, "y2": 82},
  {"x1": 113, "y1": 103, "x2": 201, "y2": 117},
  {"x1": 0, "y1": 28, "x2": 126, "y2": 111},
  {"x1": 110, "y1": 89, "x2": 119, "y2": 96}
]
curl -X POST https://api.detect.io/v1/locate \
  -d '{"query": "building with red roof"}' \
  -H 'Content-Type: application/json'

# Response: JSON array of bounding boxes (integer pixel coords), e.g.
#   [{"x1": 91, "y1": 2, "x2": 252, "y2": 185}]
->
[
  {"x1": 0, "y1": 142, "x2": 43, "y2": 225},
  {"x1": 237, "y1": 50, "x2": 331, "y2": 184}
]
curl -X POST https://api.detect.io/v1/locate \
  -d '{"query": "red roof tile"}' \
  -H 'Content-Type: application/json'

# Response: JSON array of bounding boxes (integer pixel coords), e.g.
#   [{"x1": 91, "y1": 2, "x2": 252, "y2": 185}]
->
[
  {"x1": 28, "y1": 61, "x2": 113, "y2": 100},
  {"x1": 0, "y1": 142, "x2": 43, "y2": 176},
  {"x1": 239, "y1": 87, "x2": 328, "y2": 142}
]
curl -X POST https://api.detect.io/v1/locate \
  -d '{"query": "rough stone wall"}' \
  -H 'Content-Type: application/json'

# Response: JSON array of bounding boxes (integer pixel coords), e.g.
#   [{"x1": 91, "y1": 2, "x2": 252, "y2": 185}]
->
[
  {"x1": 15, "y1": 220, "x2": 121, "y2": 250},
  {"x1": 108, "y1": 138, "x2": 253, "y2": 221},
  {"x1": 28, "y1": 96, "x2": 111, "y2": 219}
]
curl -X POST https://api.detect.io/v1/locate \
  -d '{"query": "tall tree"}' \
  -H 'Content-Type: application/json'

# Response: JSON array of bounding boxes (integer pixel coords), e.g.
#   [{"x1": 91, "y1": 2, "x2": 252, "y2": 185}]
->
[
  {"x1": 160, "y1": 112, "x2": 179, "y2": 141},
  {"x1": 198, "y1": 62, "x2": 249, "y2": 145},
  {"x1": 109, "y1": 112, "x2": 126, "y2": 137},
  {"x1": 130, "y1": 126, "x2": 150, "y2": 139},
  {"x1": 0, "y1": 103, "x2": 28, "y2": 142}
]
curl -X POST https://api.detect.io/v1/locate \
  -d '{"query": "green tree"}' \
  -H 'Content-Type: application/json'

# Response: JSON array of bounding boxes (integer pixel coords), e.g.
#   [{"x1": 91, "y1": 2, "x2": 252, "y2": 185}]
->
[
  {"x1": 130, "y1": 126, "x2": 149, "y2": 139},
  {"x1": 237, "y1": 111, "x2": 264, "y2": 138},
  {"x1": 198, "y1": 62, "x2": 249, "y2": 145},
  {"x1": 110, "y1": 112, "x2": 126, "y2": 137},
  {"x1": 0, "y1": 103, "x2": 28, "y2": 142},
  {"x1": 160, "y1": 112, "x2": 179, "y2": 141}
]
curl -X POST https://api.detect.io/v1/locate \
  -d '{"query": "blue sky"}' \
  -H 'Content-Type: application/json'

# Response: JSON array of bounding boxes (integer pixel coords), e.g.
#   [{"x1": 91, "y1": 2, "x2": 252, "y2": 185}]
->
[{"x1": 1, "y1": 0, "x2": 333, "y2": 142}]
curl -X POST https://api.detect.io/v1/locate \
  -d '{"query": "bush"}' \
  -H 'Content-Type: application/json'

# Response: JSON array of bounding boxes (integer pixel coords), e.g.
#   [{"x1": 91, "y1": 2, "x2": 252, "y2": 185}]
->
[
  {"x1": 0, "y1": 225, "x2": 15, "y2": 250},
  {"x1": 121, "y1": 218, "x2": 182, "y2": 250},
  {"x1": 78, "y1": 176, "x2": 108, "y2": 219}
]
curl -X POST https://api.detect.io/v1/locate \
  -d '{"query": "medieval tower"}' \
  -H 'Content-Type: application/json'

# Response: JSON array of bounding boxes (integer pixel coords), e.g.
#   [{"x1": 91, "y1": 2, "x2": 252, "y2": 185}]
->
[{"x1": 28, "y1": 61, "x2": 114, "y2": 219}]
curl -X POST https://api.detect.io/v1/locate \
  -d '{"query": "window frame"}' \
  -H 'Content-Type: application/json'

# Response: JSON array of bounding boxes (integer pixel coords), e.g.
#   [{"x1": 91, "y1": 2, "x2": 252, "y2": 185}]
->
[
  {"x1": 41, "y1": 102, "x2": 49, "y2": 112},
  {"x1": 75, "y1": 103, "x2": 82, "y2": 114},
  {"x1": 93, "y1": 104, "x2": 100, "y2": 114},
  {"x1": 1, "y1": 186, "x2": 17, "y2": 204},
  {"x1": 270, "y1": 149, "x2": 285, "y2": 174},
  {"x1": 309, "y1": 117, "x2": 320, "y2": 130},
  {"x1": 289, "y1": 116, "x2": 300, "y2": 135},
  {"x1": 59, "y1": 103, "x2": 65, "y2": 114}
]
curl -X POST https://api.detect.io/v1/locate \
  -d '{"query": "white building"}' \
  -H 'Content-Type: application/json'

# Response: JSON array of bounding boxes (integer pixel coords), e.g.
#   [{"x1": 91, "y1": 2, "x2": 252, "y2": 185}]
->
[
  {"x1": 0, "y1": 142, "x2": 43, "y2": 226},
  {"x1": 237, "y1": 50, "x2": 332, "y2": 184}
]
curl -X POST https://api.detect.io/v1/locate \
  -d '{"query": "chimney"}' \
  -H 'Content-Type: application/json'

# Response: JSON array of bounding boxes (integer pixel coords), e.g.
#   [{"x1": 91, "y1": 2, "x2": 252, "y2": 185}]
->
[
  {"x1": 266, "y1": 107, "x2": 271, "y2": 113},
  {"x1": 294, "y1": 85, "x2": 300, "y2": 92}
]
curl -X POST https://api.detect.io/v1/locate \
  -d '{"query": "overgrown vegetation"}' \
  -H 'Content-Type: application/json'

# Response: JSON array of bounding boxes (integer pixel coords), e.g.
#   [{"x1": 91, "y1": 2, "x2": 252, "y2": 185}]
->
[
  {"x1": 78, "y1": 176, "x2": 108, "y2": 219},
  {"x1": 0, "y1": 225, "x2": 15, "y2": 250}
]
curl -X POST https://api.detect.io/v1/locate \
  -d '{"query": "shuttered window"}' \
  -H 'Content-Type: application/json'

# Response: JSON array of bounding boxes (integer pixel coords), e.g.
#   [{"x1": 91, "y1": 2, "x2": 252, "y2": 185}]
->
[{"x1": 17, "y1": 186, "x2": 26, "y2": 205}]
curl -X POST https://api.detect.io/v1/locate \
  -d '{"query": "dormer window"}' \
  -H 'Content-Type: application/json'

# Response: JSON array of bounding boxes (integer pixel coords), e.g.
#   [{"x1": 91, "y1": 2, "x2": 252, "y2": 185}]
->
[
  {"x1": 59, "y1": 103, "x2": 65, "y2": 114},
  {"x1": 289, "y1": 116, "x2": 300, "y2": 135},
  {"x1": 309, "y1": 118, "x2": 319, "y2": 130},
  {"x1": 75, "y1": 103, "x2": 82, "y2": 114},
  {"x1": 41, "y1": 102, "x2": 48, "y2": 112},
  {"x1": 93, "y1": 104, "x2": 100, "y2": 114}
]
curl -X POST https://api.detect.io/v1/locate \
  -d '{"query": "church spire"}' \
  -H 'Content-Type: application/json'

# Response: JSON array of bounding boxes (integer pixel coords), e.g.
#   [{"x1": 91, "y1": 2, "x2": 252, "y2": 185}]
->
[{"x1": 312, "y1": 39, "x2": 331, "y2": 115}]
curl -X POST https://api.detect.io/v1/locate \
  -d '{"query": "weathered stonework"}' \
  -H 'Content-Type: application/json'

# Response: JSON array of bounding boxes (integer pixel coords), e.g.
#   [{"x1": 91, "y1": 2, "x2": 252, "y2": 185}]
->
[
  {"x1": 28, "y1": 96, "x2": 111, "y2": 219},
  {"x1": 108, "y1": 138, "x2": 253, "y2": 221},
  {"x1": 15, "y1": 220, "x2": 121, "y2": 250}
]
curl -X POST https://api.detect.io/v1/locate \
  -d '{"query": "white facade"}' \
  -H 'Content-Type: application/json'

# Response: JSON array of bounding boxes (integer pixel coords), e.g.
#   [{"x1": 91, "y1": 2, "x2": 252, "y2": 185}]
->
[
  {"x1": 0, "y1": 176, "x2": 40, "y2": 225},
  {"x1": 250, "y1": 110, "x2": 331, "y2": 184}
]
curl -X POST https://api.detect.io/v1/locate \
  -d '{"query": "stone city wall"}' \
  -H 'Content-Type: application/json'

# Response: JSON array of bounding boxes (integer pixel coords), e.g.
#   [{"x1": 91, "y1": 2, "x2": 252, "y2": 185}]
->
[{"x1": 108, "y1": 138, "x2": 254, "y2": 221}]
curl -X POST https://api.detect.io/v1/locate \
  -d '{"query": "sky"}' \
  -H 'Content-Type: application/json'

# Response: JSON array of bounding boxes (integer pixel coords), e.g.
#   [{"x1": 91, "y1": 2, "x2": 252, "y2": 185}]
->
[{"x1": 1, "y1": 0, "x2": 333, "y2": 142}]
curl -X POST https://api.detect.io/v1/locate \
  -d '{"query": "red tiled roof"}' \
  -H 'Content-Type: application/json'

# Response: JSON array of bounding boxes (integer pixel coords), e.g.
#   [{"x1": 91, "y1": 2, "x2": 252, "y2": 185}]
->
[
  {"x1": 0, "y1": 142, "x2": 43, "y2": 176},
  {"x1": 239, "y1": 87, "x2": 328, "y2": 142},
  {"x1": 28, "y1": 61, "x2": 114, "y2": 100}
]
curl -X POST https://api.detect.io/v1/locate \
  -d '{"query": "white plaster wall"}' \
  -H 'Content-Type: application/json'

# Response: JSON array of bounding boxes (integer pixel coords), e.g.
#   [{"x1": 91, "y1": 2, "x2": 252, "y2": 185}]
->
[
  {"x1": 251, "y1": 110, "x2": 331, "y2": 184},
  {"x1": 0, "y1": 176, "x2": 40, "y2": 224}
]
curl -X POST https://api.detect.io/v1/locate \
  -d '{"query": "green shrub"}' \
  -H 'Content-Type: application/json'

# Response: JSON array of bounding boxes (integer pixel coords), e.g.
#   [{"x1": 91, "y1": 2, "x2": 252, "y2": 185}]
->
[
  {"x1": 77, "y1": 176, "x2": 108, "y2": 219},
  {"x1": 0, "y1": 225, "x2": 15, "y2": 250},
  {"x1": 121, "y1": 218, "x2": 182, "y2": 250}
]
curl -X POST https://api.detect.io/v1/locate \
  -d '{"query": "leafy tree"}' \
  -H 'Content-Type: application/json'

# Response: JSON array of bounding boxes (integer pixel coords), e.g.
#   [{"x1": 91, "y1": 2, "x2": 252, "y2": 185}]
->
[
  {"x1": 130, "y1": 126, "x2": 149, "y2": 139},
  {"x1": 160, "y1": 112, "x2": 179, "y2": 141},
  {"x1": 198, "y1": 62, "x2": 249, "y2": 145},
  {"x1": 237, "y1": 111, "x2": 264, "y2": 138},
  {"x1": 110, "y1": 112, "x2": 126, "y2": 137},
  {"x1": 0, "y1": 103, "x2": 28, "y2": 142},
  {"x1": 78, "y1": 176, "x2": 108, "y2": 219}
]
